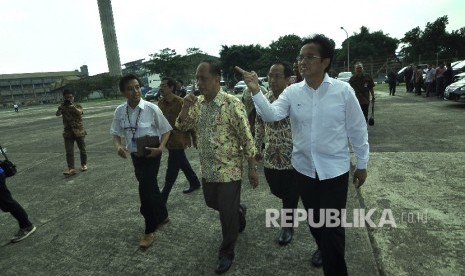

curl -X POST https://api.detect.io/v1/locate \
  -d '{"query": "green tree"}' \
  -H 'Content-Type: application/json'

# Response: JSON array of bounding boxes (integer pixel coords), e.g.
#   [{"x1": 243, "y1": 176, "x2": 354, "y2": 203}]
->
[
  {"x1": 266, "y1": 34, "x2": 302, "y2": 65},
  {"x1": 400, "y1": 15, "x2": 465, "y2": 64},
  {"x1": 144, "y1": 48, "x2": 186, "y2": 78},
  {"x1": 220, "y1": 44, "x2": 266, "y2": 84},
  {"x1": 337, "y1": 26, "x2": 398, "y2": 70}
]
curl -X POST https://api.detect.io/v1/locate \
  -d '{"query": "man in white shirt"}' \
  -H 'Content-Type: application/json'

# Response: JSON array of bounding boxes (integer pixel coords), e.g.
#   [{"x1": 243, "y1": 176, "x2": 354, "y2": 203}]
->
[
  {"x1": 110, "y1": 74, "x2": 172, "y2": 249},
  {"x1": 236, "y1": 34, "x2": 369, "y2": 276},
  {"x1": 425, "y1": 64, "x2": 436, "y2": 97}
]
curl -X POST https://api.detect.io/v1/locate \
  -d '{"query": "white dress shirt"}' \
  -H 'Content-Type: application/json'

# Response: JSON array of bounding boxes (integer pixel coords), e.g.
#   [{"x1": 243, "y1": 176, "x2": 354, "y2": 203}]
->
[
  {"x1": 110, "y1": 99, "x2": 172, "y2": 153},
  {"x1": 252, "y1": 73, "x2": 369, "y2": 180}
]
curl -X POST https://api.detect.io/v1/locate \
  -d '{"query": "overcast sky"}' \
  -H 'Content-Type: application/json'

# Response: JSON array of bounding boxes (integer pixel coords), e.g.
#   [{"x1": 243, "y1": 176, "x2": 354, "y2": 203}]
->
[{"x1": 1, "y1": 0, "x2": 464, "y2": 75}]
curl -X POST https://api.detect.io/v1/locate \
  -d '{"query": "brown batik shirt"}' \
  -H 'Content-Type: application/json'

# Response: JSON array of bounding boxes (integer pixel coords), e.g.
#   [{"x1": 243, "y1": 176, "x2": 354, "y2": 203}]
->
[
  {"x1": 56, "y1": 103, "x2": 86, "y2": 138},
  {"x1": 158, "y1": 95, "x2": 196, "y2": 149},
  {"x1": 255, "y1": 91, "x2": 293, "y2": 170}
]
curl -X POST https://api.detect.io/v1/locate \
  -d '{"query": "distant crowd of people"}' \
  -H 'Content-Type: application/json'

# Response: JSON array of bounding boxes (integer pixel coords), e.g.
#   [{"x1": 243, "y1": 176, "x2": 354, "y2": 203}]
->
[{"x1": 386, "y1": 62, "x2": 455, "y2": 98}]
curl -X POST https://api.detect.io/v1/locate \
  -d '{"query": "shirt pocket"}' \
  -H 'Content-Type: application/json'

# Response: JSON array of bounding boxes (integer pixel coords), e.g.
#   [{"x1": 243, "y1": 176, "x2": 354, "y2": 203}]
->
[{"x1": 138, "y1": 122, "x2": 153, "y2": 133}]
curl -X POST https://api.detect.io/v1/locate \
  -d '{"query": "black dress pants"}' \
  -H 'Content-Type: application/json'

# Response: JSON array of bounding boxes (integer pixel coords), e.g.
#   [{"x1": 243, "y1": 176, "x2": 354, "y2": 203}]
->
[
  {"x1": 295, "y1": 170, "x2": 349, "y2": 276},
  {"x1": 131, "y1": 154, "x2": 168, "y2": 234},
  {"x1": 264, "y1": 168, "x2": 299, "y2": 224},
  {"x1": 0, "y1": 173, "x2": 32, "y2": 229},
  {"x1": 360, "y1": 104, "x2": 369, "y2": 122},
  {"x1": 161, "y1": 149, "x2": 200, "y2": 202},
  {"x1": 202, "y1": 179, "x2": 241, "y2": 260}
]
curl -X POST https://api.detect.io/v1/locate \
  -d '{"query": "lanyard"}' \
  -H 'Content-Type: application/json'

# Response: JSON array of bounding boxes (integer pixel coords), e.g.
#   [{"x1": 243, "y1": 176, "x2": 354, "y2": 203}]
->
[{"x1": 126, "y1": 105, "x2": 142, "y2": 142}]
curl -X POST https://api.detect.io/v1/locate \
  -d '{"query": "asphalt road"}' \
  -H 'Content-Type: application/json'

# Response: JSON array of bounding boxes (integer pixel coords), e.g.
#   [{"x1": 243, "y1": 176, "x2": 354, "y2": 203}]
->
[{"x1": 0, "y1": 86, "x2": 464, "y2": 275}]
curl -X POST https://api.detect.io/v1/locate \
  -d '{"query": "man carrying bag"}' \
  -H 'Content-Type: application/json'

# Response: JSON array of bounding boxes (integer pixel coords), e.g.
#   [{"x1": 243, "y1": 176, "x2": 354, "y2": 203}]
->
[
  {"x1": 368, "y1": 100, "x2": 375, "y2": 126},
  {"x1": 0, "y1": 145, "x2": 37, "y2": 243}
]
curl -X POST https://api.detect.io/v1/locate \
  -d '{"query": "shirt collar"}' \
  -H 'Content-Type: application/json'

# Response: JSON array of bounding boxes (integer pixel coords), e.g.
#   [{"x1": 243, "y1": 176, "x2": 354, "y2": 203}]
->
[
  {"x1": 198, "y1": 89, "x2": 225, "y2": 107},
  {"x1": 298, "y1": 73, "x2": 333, "y2": 89},
  {"x1": 127, "y1": 99, "x2": 146, "y2": 110}
]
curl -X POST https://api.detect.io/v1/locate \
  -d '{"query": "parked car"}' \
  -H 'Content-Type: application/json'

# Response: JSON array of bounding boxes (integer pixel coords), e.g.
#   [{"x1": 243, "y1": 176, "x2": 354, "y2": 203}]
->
[
  {"x1": 452, "y1": 60, "x2": 465, "y2": 75},
  {"x1": 444, "y1": 78, "x2": 465, "y2": 102},
  {"x1": 233, "y1": 81, "x2": 247, "y2": 94},
  {"x1": 395, "y1": 64, "x2": 428, "y2": 84},
  {"x1": 452, "y1": 72, "x2": 465, "y2": 83},
  {"x1": 336, "y1": 72, "x2": 352, "y2": 82},
  {"x1": 144, "y1": 87, "x2": 160, "y2": 101},
  {"x1": 220, "y1": 80, "x2": 228, "y2": 92}
]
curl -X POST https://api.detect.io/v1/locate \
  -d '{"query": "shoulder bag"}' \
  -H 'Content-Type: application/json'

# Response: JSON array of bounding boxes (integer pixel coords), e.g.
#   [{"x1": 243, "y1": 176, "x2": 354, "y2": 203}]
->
[{"x1": 0, "y1": 144, "x2": 17, "y2": 177}]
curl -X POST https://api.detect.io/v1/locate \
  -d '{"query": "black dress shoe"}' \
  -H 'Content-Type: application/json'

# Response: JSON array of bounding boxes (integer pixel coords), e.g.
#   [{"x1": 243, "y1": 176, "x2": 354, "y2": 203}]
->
[
  {"x1": 278, "y1": 227, "x2": 294, "y2": 245},
  {"x1": 215, "y1": 257, "x2": 233, "y2": 274},
  {"x1": 311, "y1": 249, "x2": 323, "y2": 267},
  {"x1": 239, "y1": 204, "x2": 247, "y2": 233},
  {"x1": 182, "y1": 185, "x2": 200, "y2": 194}
]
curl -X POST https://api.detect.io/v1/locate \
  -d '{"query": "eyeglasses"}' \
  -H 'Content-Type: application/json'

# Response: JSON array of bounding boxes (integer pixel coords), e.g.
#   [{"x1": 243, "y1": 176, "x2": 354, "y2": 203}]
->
[{"x1": 296, "y1": 55, "x2": 323, "y2": 62}]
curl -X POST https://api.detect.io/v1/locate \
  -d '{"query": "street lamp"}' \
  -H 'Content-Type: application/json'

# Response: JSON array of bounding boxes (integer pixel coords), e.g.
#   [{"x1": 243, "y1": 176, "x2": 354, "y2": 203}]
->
[{"x1": 340, "y1": 27, "x2": 349, "y2": 72}]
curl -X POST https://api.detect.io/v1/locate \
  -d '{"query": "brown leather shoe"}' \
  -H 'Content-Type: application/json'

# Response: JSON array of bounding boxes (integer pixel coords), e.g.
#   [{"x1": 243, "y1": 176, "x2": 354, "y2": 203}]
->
[
  {"x1": 139, "y1": 233, "x2": 154, "y2": 248},
  {"x1": 63, "y1": 169, "x2": 77, "y2": 176}
]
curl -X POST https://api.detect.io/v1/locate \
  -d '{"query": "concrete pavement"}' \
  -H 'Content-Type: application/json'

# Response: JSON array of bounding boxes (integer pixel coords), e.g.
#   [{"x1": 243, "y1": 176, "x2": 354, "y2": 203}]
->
[
  {"x1": 3, "y1": 86, "x2": 464, "y2": 275},
  {"x1": 0, "y1": 99, "x2": 378, "y2": 275}
]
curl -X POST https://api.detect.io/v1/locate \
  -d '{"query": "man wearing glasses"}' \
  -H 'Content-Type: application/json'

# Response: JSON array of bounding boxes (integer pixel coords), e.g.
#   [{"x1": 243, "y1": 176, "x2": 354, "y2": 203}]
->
[
  {"x1": 236, "y1": 34, "x2": 369, "y2": 276},
  {"x1": 251, "y1": 61, "x2": 299, "y2": 246}
]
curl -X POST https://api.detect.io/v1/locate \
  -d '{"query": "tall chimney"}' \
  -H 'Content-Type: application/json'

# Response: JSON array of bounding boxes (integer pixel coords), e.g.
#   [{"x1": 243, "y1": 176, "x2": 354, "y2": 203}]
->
[{"x1": 97, "y1": 0, "x2": 122, "y2": 77}]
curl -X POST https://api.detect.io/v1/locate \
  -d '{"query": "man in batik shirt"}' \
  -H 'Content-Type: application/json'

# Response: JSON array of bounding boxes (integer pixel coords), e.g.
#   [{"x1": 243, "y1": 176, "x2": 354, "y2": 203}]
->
[
  {"x1": 176, "y1": 60, "x2": 258, "y2": 275},
  {"x1": 254, "y1": 61, "x2": 299, "y2": 246},
  {"x1": 56, "y1": 89, "x2": 87, "y2": 176}
]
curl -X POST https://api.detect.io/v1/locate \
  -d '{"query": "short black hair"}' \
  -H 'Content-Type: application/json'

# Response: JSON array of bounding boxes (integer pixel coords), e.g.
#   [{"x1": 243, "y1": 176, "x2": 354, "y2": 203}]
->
[
  {"x1": 272, "y1": 61, "x2": 293, "y2": 78},
  {"x1": 119, "y1": 74, "x2": 142, "y2": 92},
  {"x1": 200, "y1": 60, "x2": 222, "y2": 77},
  {"x1": 63, "y1": 89, "x2": 74, "y2": 96},
  {"x1": 162, "y1": 77, "x2": 177, "y2": 89},
  {"x1": 301, "y1": 34, "x2": 335, "y2": 73}
]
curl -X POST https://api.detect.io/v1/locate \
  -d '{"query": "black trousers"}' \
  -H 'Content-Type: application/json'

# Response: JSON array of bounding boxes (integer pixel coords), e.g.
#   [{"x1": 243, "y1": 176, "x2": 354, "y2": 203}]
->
[
  {"x1": 360, "y1": 104, "x2": 369, "y2": 122},
  {"x1": 264, "y1": 168, "x2": 299, "y2": 224},
  {"x1": 202, "y1": 179, "x2": 241, "y2": 260},
  {"x1": 161, "y1": 149, "x2": 200, "y2": 202},
  {"x1": 131, "y1": 154, "x2": 168, "y2": 234},
  {"x1": 436, "y1": 77, "x2": 445, "y2": 97},
  {"x1": 0, "y1": 173, "x2": 32, "y2": 229},
  {"x1": 295, "y1": 171, "x2": 349, "y2": 276},
  {"x1": 415, "y1": 82, "x2": 422, "y2": 95},
  {"x1": 389, "y1": 82, "x2": 396, "y2": 95}
]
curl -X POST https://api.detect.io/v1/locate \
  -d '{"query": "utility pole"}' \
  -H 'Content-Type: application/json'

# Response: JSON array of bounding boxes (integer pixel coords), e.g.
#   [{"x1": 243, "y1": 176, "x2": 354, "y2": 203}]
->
[{"x1": 341, "y1": 27, "x2": 349, "y2": 72}]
